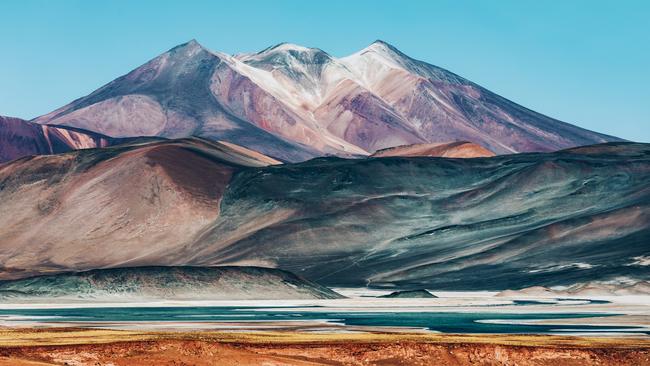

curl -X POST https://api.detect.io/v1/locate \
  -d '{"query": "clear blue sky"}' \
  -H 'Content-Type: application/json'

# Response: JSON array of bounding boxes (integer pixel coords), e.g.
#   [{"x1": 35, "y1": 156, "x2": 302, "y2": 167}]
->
[{"x1": 1, "y1": 0, "x2": 648, "y2": 141}]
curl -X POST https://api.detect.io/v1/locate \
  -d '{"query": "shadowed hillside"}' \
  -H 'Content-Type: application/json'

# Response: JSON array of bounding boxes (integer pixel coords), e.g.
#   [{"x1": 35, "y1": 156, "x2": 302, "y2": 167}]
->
[
  {"x1": 371, "y1": 141, "x2": 495, "y2": 158},
  {"x1": 0, "y1": 140, "x2": 648, "y2": 289},
  {"x1": 0, "y1": 138, "x2": 279, "y2": 279},
  {"x1": 0, "y1": 266, "x2": 342, "y2": 301}
]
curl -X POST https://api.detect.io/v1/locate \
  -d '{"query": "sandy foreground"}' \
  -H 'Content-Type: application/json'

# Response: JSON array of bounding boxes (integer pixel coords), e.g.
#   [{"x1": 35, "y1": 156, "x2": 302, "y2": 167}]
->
[{"x1": 1, "y1": 327, "x2": 650, "y2": 366}]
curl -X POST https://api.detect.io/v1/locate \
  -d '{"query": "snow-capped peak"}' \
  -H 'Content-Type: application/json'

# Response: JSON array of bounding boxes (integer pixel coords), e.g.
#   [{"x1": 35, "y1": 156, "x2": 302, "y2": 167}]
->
[
  {"x1": 347, "y1": 40, "x2": 409, "y2": 67},
  {"x1": 243, "y1": 42, "x2": 333, "y2": 65},
  {"x1": 263, "y1": 42, "x2": 314, "y2": 53},
  {"x1": 337, "y1": 40, "x2": 413, "y2": 92},
  {"x1": 365, "y1": 40, "x2": 401, "y2": 53},
  {"x1": 232, "y1": 42, "x2": 346, "y2": 108}
]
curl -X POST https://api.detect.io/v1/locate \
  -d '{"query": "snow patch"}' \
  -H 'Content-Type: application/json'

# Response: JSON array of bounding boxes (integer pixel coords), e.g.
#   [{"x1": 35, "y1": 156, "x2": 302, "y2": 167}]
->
[{"x1": 527, "y1": 262, "x2": 595, "y2": 273}]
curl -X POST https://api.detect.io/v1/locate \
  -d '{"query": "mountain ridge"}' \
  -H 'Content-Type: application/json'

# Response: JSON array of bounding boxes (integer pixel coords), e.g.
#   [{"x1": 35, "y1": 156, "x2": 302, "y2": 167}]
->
[
  {"x1": 0, "y1": 115, "x2": 131, "y2": 163},
  {"x1": 0, "y1": 266, "x2": 343, "y2": 301},
  {"x1": 31, "y1": 39, "x2": 623, "y2": 162},
  {"x1": 371, "y1": 141, "x2": 495, "y2": 158}
]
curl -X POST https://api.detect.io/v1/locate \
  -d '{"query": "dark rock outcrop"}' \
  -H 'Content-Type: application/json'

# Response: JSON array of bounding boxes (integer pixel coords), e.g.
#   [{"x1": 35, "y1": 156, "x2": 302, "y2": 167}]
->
[{"x1": 379, "y1": 289, "x2": 437, "y2": 298}]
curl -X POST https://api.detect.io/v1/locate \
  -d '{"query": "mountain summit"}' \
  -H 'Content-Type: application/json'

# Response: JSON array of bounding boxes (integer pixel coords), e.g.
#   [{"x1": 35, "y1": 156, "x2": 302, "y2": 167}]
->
[{"x1": 33, "y1": 40, "x2": 622, "y2": 161}]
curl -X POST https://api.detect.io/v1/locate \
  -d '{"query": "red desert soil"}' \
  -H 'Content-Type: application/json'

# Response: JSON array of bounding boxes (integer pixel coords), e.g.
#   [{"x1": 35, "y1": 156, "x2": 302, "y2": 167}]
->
[
  {"x1": 0, "y1": 328, "x2": 649, "y2": 365},
  {"x1": 371, "y1": 141, "x2": 496, "y2": 158}
]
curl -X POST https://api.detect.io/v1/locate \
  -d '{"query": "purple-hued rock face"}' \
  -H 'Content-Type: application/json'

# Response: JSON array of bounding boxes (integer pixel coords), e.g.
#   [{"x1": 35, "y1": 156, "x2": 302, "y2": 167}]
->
[
  {"x1": 0, "y1": 115, "x2": 122, "y2": 163},
  {"x1": 31, "y1": 40, "x2": 623, "y2": 162}
]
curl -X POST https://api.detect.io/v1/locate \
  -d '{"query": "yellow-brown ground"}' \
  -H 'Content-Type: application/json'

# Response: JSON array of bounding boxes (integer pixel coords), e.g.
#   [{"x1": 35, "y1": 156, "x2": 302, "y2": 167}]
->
[{"x1": 1, "y1": 328, "x2": 649, "y2": 365}]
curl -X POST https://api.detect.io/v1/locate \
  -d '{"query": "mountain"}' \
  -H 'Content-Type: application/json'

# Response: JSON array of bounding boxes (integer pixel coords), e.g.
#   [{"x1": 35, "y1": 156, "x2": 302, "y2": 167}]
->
[
  {"x1": 496, "y1": 280, "x2": 650, "y2": 297},
  {"x1": 371, "y1": 141, "x2": 495, "y2": 158},
  {"x1": 1, "y1": 139, "x2": 648, "y2": 290},
  {"x1": 32, "y1": 41, "x2": 329, "y2": 162},
  {"x1": 0, "y1": 266, "x2": 343, "y2": 301},
  {"x1": 0, "y1": 138, "x2": 279, "y2": 279},
  {"x1": 198, "y1": 142, "x2": 650, "y2": 290},
  {"x1": 0, "y1": 115, "x2": 127, "y2": 163},
  {"x1": 32, "y1": 40, "x2": 622, "y2": 162}
]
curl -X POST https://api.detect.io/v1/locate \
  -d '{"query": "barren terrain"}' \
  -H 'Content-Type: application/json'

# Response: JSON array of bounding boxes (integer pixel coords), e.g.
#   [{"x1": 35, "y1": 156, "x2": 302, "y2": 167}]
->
[{"x1": 0, "y1": 328, "x2": 649, "y2": 365}]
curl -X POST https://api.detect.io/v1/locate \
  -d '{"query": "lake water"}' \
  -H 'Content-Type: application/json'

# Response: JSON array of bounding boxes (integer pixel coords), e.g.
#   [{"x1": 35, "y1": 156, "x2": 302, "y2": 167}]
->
[{"x1": 0, "y1": 306, "x2": 646, "y2": 335}]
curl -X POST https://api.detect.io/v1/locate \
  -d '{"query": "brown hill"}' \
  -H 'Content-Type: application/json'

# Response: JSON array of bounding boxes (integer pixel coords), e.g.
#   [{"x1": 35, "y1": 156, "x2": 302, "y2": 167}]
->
[
  {"x1": 0, "y1": 138, "x2": 278, "y2": 279},
  {"x1": 371, "y1": 141, "x2": 495, "y2": 158}
]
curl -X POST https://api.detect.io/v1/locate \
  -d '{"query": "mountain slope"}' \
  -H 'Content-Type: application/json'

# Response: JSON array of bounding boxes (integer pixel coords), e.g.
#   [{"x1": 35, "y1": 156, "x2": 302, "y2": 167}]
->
[
  {"x1": 33, "y1": 41, "x2": 352, "y2": 162},
  {"x1": 0, "y1": 266, "x2": 342, "y2": 301},
  {"x1": 1, "y1": 140, "x2": 647, "y2": 289},
  {"x1": 197, "y1": 142, "x2": 649, "y2": 289},
  {"x1": 338, "y1": 41, "x2": 619, "y2": 154},
  {"x1": 0, "y1": 115, "x2": 126, "y2": 163},
  {"x1": 371, "y1": 141, "x2": 495, "y2": 158},
  {"x1": 33, "y1": 40, "x2": 622, "y2": 161},
  {"x1": 0, "y1": 138, "x2": 279, "y2": 279}
]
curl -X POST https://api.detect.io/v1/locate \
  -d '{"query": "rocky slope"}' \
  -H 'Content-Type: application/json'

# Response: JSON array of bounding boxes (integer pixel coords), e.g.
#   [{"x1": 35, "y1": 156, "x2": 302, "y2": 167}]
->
[
  {"x1": 497, "y1": 280, "x2": 650, "y2": 297},
  {"x1": 0, "y1": 141, "x2": 648, "y2": 289},
  {"x1": 0, "y1": 266, "x2": 342, "y2": 301},
  {"x1": 371, "y1": 141, "x2": 495, "y2": 158},
  {"x1": 32, "y1": 40, "x2": 622, "y2": 162},
  {"x1": 0, "y1": 138, "x2": 279, "y2": 279},
  {"x1": 196, "y1": 142, "x2": 650, "y2": 289},
  {"x1": 0, "y1": 115, "x2": 126, "y2": 163}
]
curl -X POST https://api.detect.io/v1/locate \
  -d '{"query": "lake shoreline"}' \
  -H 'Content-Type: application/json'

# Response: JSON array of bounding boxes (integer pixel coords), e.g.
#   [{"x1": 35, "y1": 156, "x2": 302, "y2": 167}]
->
[{"x1": 1, "y1": 293, "x2": 649, "y2": 336}]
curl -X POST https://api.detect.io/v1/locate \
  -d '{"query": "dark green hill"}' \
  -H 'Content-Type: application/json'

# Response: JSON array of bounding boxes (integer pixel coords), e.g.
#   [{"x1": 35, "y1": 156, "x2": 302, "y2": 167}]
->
[
  {"x1": 1, "y1": 141, "x2": 649, "y2": 290},
  {"x1": 0, "y1": 266, "x2": 343, "y2": 301}
]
